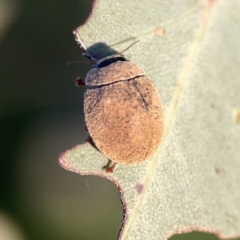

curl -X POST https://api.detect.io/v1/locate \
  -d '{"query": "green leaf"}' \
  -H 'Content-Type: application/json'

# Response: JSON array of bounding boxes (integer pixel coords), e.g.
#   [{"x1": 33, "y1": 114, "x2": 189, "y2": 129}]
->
[{"x1": 59, "y1": 0, "x2": 240, "y2": 239}]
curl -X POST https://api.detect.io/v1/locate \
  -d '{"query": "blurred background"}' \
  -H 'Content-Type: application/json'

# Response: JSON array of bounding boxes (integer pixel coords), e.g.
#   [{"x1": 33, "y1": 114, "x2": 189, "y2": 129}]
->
[{"x1": 0, "y1": 0, "x2": 237, "y2": 239}]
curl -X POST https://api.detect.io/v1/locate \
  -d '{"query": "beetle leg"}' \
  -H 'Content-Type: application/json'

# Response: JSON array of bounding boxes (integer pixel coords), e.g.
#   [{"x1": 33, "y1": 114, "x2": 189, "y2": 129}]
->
[
  {"x1": 85, "y1": 135, "x2": 93, "y2": 143},
  {"x1": 103, "y1": 160, "x2": 117, "y2": 173},
  {"x1": 75, "y1": 77, "x2": 85, "y2": 86}
]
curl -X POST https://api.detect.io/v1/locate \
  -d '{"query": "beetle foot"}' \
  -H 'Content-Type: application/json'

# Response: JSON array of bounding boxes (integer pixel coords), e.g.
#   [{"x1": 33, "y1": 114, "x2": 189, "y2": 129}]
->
[{"x1": 103, "y1": 160, "x2": 117, "y2": 173}]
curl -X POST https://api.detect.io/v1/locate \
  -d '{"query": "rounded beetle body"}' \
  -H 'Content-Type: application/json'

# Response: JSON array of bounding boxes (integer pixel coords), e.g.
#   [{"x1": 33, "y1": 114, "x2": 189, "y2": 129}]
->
[{"x1": 84, "y1": 55, "x2": 164, "y2": 164}]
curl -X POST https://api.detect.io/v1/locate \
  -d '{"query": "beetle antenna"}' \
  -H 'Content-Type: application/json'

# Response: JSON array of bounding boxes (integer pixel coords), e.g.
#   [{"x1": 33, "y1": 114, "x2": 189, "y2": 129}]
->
[
  {"x1": 119, "y1": 40, "x2": 140, "y2": 55},
  {"x1": 77, "y1": 41, "x2": 140, "y2": 62}
]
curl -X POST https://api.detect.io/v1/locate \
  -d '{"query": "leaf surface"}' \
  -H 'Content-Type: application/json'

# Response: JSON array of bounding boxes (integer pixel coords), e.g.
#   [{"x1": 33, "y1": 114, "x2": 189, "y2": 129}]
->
[{"x1": 59, "y1": 0, "x2": 240, "y2": 239}]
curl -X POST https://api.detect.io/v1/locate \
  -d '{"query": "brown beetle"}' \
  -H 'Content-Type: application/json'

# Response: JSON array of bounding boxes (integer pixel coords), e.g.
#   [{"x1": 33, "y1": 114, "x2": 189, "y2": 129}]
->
[{"x1": 82, "y1": 54, "x2": 164, "y2": 165}]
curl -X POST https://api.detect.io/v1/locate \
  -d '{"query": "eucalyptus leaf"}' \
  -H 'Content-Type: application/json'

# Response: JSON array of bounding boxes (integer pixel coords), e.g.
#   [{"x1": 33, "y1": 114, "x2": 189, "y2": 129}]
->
[{"x1": 59, "y1": 0, "x2": 240, "y2": 239}]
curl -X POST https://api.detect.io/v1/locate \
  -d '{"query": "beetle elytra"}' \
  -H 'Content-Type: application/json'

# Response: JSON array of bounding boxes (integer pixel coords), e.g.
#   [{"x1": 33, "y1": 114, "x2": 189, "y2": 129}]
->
[{"x1": 82, "y1": 53, "x2": 164, "y2": 164}]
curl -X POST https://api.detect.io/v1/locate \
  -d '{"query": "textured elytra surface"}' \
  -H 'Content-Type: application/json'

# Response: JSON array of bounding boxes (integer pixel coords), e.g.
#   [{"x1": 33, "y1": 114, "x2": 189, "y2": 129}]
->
[
  {"x1": 85, "y1": 76, "x2": 164, "y2": 164},
  {"x1": 59, "y1": 0, "x2": 240, "y2": 240}
]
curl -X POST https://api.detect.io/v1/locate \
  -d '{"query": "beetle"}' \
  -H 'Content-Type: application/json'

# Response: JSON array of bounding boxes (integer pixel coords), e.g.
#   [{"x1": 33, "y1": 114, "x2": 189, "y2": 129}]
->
[{"x1": 80, "y1": 52, "x2": 164, "y2": 166}]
